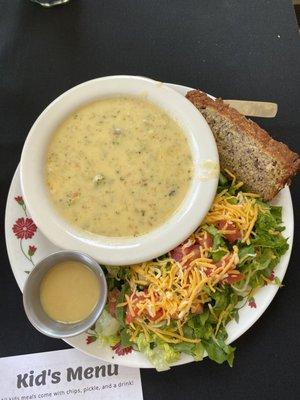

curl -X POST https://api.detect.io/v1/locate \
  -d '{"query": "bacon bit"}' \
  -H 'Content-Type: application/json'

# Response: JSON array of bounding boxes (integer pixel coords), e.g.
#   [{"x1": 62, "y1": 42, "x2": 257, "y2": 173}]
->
[
  {"x1": 224, "y1": 273, "x2": 245, "y2": 284},
  {"x1": 170, "y1": 246, "x2": 184, "y2": 262},
  {"x1": 125, "y1": 306, "x2": 135, "y2": 325},
  {"x1": 191, "y1": 303, "x2": 203, "y2": 314},
  {"x1": 125, "y1": 291, "x2": 146, "y2": 324},
  {"x1": 86, "y1": 335, "x2": 97, "y2": 345},
  {"x1": 213, "y1": 254, "x2": 244, "y2": 284},
  {"x1": 215, "y1": 254, "x2": 232, "y2": 269},
  {"x1": 125, "y1": 290, "x2": 163, "y2": 324},
  {"x1": 111, "y1": 343, "x2": 133, "y2": 356},
  {"x1": 197, "y1": 233, "x2": 213, "y2": 249},
  {"x1": 169, "y1": 234, "x2": 212, "y2": 267},
  {"x1": 248, "y1": 298, "x2": 257, "y2": 308},
  {"x1": 217, "y1": 220, "x2": 242, "y2": 244},
  {"x1": 205, "y1": 268, "x2": 213, "y2": 277},
  {"x1": 148, "y1": 308, "x2": 164, "y2": 321},
  {"x1": 108, "y1": 288, "x2": 120, "y2": 318},
  {"x1": 185, "y1": 244, "x2": 201, "y2": 263}
]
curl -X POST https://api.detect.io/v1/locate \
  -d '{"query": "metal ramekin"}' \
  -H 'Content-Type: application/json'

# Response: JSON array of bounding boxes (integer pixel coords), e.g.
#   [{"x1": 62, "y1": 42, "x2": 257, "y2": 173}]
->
[{"x1": 23, "y1": 250, "x2": 107, "y2": 338}]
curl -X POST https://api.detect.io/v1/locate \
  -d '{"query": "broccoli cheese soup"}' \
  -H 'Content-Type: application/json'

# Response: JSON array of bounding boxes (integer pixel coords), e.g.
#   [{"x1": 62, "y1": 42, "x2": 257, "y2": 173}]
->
[{"x1": 46, "y1": 96, "x2": 193, "y2": 237}]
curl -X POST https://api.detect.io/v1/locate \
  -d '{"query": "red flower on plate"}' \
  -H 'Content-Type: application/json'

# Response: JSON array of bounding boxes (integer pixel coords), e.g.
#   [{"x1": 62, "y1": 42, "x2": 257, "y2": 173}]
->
[
  {"x1": 12, "y1": 218, "x2": 37, "y2": 240},
  {"x1": 28, "y1": 245, "x2": 37, "y2": 256},
  {"x1": 86, "y1": 335, "x2": 97, "y2": 345},
  {"x1": 15, "y1": 196, "x2": 24, "y2": 205},
  {"x1": 111, "y1": 343, "x2": 133, "y2": 356}
]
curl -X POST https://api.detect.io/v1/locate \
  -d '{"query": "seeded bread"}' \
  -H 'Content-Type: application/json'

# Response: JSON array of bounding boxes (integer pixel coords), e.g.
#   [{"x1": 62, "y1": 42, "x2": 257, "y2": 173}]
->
[{"x1": 186, "y1": 90, "x2": 300, "y2": 201}]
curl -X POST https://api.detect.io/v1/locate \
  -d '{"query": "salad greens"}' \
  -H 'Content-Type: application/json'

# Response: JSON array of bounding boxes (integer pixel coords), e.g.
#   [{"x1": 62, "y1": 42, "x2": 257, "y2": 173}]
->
[{"x1": 88, "y1": 173, "x2": 288, "y2": 370}]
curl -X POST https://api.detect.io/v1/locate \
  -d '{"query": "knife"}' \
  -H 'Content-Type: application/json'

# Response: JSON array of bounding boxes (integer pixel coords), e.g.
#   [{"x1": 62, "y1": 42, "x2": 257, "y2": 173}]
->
[{"x1": 223, "y1": 99, "x2": 278, "y2": 118}]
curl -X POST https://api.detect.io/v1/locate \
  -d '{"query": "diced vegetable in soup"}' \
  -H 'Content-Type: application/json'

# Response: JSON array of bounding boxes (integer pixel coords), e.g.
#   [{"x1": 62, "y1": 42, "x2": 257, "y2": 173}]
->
[{"x1": 46, "y1": 96, "x2": 193, "y2": 237}]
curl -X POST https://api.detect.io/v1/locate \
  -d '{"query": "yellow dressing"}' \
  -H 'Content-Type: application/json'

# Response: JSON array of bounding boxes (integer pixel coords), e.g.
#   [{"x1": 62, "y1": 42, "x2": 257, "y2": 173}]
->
[
  {"x1": 46, "y1": 96, "x2": 193, "y2": 237},
  {"x1": 40, "y1": 261, "x2": 100, "y2": 324}
]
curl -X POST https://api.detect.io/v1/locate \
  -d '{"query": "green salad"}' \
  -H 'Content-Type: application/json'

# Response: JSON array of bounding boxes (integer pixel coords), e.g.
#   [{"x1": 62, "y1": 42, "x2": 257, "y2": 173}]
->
[{"x1": 87, "y1": 173, "x2": 289, "y2": 370}]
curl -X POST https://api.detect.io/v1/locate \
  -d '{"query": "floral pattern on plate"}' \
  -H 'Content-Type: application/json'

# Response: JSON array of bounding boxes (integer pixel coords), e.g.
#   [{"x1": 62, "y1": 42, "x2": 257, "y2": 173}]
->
[{"x1": 12, "y1": 196, "x2": 38, "y2": 273}]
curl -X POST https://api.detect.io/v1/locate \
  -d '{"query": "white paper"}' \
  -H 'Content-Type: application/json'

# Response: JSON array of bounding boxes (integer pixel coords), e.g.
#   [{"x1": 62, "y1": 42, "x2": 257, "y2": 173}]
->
[{"x1": 0, "y1": 348, "x2": 143, "y2": 400}]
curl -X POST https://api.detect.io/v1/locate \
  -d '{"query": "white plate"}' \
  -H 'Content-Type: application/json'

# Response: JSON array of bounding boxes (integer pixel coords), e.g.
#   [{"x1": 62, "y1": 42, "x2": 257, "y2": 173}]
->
[
  {"x1": 5, "y1": 83, "x2": 294, "y2": 369},
  {"x1": 20, "y1": 76, "x2": 219, "y2": 266}
]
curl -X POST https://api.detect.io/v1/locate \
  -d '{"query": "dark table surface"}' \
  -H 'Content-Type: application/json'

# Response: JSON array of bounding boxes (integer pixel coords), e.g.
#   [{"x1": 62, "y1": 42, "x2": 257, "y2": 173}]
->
[{"x1": 1, "y1": 1, "x2": 300, "y2": 399}]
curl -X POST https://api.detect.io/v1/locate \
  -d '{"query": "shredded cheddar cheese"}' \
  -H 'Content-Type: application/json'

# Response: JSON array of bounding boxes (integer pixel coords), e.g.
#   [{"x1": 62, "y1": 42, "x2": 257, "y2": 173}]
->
[
  {"x1": 119, "y1": 177, "x2": 263, "y2": 343},
  {"x1": 203, "y1": 189, "x2": 259, "y2": 245},
  {"x1": 125, "y1": 248, "x2": 237, "y2": 342}
]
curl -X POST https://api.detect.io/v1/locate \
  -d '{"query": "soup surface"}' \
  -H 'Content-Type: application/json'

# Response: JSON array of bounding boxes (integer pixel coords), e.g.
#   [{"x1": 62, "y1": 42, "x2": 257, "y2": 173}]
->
[
  {"x1": 40, "y1": 261, "x2": 100, "y2": 324},
  {"x1": 46, "y1": 96, "x2": 193, "y2": 237}
]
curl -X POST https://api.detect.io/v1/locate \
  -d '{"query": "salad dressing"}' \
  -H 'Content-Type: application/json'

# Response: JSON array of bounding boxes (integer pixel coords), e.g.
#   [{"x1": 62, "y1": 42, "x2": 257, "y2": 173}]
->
[{"x1": 40, "y1": 261, "x2": 100, "y2": 324}]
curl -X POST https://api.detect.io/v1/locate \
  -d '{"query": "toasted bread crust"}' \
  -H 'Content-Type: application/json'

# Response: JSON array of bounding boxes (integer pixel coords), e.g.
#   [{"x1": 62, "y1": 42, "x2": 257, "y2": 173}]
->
[{"x1": 186, "y1": 90, "x2": 300, "y2": 200}]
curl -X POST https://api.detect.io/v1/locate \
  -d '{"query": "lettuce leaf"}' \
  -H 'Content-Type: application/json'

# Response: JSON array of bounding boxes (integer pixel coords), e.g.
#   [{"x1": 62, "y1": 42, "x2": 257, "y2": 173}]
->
[
  {"x1": 202, "y1": 335, "x2": 235, "y2": 367},
  {"x1": 135, "y1": 333, "x2": 180, "y2": 371},
  {"x1": 115, "y1": 283, "x2": 129, "y2": 326},
  {"x1": 253, "y1": 208, "x2": 288, "y2": 253},
  {"x1": 218, "y1": 173, "x2": 229, "y2": 188},
  {"x1": 173, "y1": 342, "x2": 204, "y2": 361},
  {"x1": 238, "y1": 245, "x2": 256, "y2": 263},
  {"x1": 95, "y1": 310, "x2": 120, "y2": 346},
  {"x1": 119, "y1": 328, "x2": 133, "y2": 348},
  {"x1": 186, "y1": 311, "x2": 235, "y2": 366},
  {"x1": 205, "y1": 225, "x2": 225, "y2": 250}
]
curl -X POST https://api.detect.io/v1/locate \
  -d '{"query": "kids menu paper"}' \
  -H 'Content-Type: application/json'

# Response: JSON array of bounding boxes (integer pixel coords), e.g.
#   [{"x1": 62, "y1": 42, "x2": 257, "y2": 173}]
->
[{"x1": 0, "y1": 348, "x2": 143, "y2": 399}]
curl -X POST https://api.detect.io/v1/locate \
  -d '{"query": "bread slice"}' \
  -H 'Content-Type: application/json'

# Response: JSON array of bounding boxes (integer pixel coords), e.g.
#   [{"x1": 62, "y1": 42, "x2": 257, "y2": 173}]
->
[{"x1": 186, "y1": 90, "x2": 300, "y2": 201}]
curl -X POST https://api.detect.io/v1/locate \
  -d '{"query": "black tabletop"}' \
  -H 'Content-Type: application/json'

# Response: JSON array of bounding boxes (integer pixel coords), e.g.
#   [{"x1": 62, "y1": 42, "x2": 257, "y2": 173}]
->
[{"x1": 1, "y1": 1, "x2": 300, "y2": 399}]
